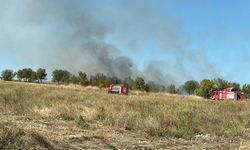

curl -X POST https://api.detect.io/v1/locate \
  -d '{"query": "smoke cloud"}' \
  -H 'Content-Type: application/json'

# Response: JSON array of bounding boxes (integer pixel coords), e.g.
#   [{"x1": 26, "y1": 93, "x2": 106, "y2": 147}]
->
[
  {"x1": 0, "y1": 0, "x2": 135, "y2": 78},
  {"x1": 0, "y1": 0, "x2": 217, "y2": 85}
]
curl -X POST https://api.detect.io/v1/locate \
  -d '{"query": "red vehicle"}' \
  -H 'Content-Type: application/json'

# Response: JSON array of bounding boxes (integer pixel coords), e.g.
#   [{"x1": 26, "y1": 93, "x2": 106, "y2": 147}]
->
[
  {"x1": 107, "y1": 84, "x2": 129, "y2": 95},
  {"x1": 212, "y1": 87, "x2": 245, "y2": 101}
]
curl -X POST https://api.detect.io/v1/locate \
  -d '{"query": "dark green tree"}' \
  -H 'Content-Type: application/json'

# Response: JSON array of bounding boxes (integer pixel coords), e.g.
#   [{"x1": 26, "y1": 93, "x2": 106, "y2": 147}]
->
[
  {"x1": 21, "y1": 68, "x2": 34, "y2": 82},
  {"x1": 195, "y1": 79, "x2": 214, "y2": 99},
  {"x1": 229, "y1": 82, "x2": 241, "y2": 90},
  {"x1": 167, "y1": 84, "x2": 178, "y2": 94},
  {"x1": 17, "y1": 68, "x2": 36, "y2": 82},
  {"x1": 61, "y1": 70, "x2": 70, "y2": 84},
  {"x1": 183, "y1": 80, "x2": 199, "y2": 94},
  {"x1": 31, "y1": 71, "x2": 38, "y2": 82},
  {"x1": 70, "y1": 74, "x2": 80, "y2": 84},
  {"x1": 17, "y1": 69, "x2": 25, "y2": 81},
  {"x1": 212, "y1": 78, "x2": 230, "y2": 90},
  {"x1": 52, "y1": 69, "x2": 70, "y2": 84},
  {"x1": 242, "y1": 84, "x2": 250, "y2": 99},
  {"x1": 36, "y1": 68, "x2": 47, "y2": 83},
  {"x1": 144, "y1": 84, "x2": 150, "y2": 92},
  {"x1": 24, "y1": 68, "x2": 32, "y2": 81},
  {"x1": 1, "y1": 69, "x2": 15, "y2": 81},
  {"x1": 78, "y1": 72, "x2": 88, "y2": 86},
  {"x1": 134, "y1": 77, "x2": 145, "y2": 91}
]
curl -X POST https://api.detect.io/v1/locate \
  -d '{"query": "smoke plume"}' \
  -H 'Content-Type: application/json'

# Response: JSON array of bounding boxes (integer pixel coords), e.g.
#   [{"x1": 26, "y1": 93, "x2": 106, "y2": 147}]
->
[{"x1": 0, "y1": 0, "x2": 217, "y2": 85}]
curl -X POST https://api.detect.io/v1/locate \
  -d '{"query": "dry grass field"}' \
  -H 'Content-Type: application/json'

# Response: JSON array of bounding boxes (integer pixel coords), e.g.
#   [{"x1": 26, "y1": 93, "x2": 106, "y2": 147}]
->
[{"x1": 1, "y1": 80, "x2": 250, "y2": 149}]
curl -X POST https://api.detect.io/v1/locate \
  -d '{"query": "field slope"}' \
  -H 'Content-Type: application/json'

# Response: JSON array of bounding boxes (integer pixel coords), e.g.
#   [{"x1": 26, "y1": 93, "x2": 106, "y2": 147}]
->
[{"x1": 1, "y1": 81, "x2": 250, "y2": 149}]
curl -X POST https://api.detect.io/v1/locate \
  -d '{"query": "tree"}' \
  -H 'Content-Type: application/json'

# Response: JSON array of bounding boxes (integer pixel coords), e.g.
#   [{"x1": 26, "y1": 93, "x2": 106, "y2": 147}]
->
[
  {"x1": 123, "y1": 77, "x2": 134, "y2": 89},
  {"x1": 144, "y1": 84, "x2": 150, "y2": 92},
  {"x1": 70, "y1": 74, "x2": 80, "y2": 84},
  {"x1": 229, "y1": 82, "x2": 241, "y2": 90},
  {"x1": 134, "y1": 77, "x2": 146, "y2": 91},
  {"x1": 16, "y1": 68, "x2": 35, "y2": 82},
  {"x1": 61, "y1": 70, "x2": 70, "y2": 83},
  {"x1": 24, "y1": 68, "x2": 32, "y2": 81},
  {"x1": 89, "y1": 75, "x2": 97, "y2": 86},
  {"x1": 30, "y1": 71, "x2": 38, "y2": 82},
  {"x1": 147, "y1": 81, "x2": 161, "y2": 92},
  {"x1": 1, "y1": 69, "x2": 15, "y2": 81},
  {"x1": 52, "y1": 69, "x2": 70, "y2": 84},
  {"x1": 78, "y1": 72, "x2": 88, "y2": 86},
  {"x1": 183, "y1": 80, "x2": 199, "y2": 95},
  {"x1": 17, "y1": 69, "x2": 25, "y2": 81},
  {"x1": 19, "y1": 68, "x2": 33, "y2": 82},
  {"x1": 89, "y1": 73, "x2": 107, "y2": 87},
  {"x1": 242, "y1": 84, "x2": 250, "y2": 99},
  {"x1": 212, "y1": 78, "x2": 230, "y2": 90},
  {"x1": 167, "y1": 84, "x2": 178, "y2": 94},
  {"x1": 36, "y1": 68, "x2": 47, "y2": 83},
  {"x1": 195, "y1": 79, "x2": 214, "y2": 99}
]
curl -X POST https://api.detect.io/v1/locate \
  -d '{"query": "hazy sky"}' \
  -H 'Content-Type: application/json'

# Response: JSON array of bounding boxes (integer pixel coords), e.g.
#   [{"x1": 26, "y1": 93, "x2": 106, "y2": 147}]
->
[{"x1": 0, "y1": 0, "x2": 250, "y2": 85}]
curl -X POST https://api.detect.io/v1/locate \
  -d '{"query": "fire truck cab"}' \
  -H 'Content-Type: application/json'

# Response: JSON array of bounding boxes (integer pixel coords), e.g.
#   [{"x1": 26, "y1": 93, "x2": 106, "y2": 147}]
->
[
  {"x1": 212, "y1": 87, "x2": 245, "y2": 101},
  {"x1": 107, "y1": 84, "x2": 129, "y2": 95}
]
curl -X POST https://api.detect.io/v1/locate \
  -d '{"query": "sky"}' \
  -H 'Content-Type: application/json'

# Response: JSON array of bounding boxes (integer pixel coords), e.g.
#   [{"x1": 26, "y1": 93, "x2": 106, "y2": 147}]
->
[{"x1": 0, "y1": 0, "x2": 250, "y2": 86}]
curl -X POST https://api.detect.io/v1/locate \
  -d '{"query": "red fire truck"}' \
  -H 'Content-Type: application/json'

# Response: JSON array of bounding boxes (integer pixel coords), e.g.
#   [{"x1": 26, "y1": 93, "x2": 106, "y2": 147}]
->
[
  {"x1": 107, "y1": 84, "x2": 129, "y2": 95},
  {"x1": 212, "y1": 87, "x2": 245, "y2": 101}
]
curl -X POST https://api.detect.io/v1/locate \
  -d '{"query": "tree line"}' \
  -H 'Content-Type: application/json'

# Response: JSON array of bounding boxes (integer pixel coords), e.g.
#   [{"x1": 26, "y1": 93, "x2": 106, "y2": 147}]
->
[
  {"x1": 1, "y1": 68, "x2": 250, "y2": 99},
  {"x1": 1, "y1": 68, "x2": 47, "y2": 83}
]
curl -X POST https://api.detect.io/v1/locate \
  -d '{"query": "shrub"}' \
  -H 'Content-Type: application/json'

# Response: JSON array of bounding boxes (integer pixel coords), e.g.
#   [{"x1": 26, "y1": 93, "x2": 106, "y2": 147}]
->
[{"x1": 77, "y1": 116, "x2": 90, "y2": 129}]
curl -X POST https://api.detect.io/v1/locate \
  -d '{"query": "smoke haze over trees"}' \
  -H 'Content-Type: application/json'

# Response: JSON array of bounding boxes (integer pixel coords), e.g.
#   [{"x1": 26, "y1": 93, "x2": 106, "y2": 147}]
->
[
  {"x1": 0, "y1": 0, "x2": 223, "y2": 87},
  {"x1": 1, "y1": 67, "x2": 250, "y2": 99}
]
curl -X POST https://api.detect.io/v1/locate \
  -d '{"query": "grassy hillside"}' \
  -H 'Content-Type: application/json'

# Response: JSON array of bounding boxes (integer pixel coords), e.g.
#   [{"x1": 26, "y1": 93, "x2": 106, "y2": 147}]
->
[{"x1": 0, "y1": 81, "x2": 250, "y2": 149}]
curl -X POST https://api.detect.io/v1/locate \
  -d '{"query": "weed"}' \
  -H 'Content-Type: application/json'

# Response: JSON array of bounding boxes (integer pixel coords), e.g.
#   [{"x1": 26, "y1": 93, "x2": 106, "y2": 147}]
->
[
  {"x1": 222, "y1": 124, "x2": 243, "y2": 137},
  {"x1": 104, "y1": 143, "x2": 117, "y2": 150},
  {"x1": 77, "y1": 116, "x2": 90, "y2": 130},
  {"x1": 0, "y1": 125, "x2": 25, "y2": 150}
]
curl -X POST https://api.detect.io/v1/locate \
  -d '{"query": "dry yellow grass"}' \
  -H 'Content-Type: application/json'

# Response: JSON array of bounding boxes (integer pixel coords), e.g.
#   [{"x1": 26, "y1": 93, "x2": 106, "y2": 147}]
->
[{"x1": 1, "y1": 80, "x2": 250, "y2": 149}]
